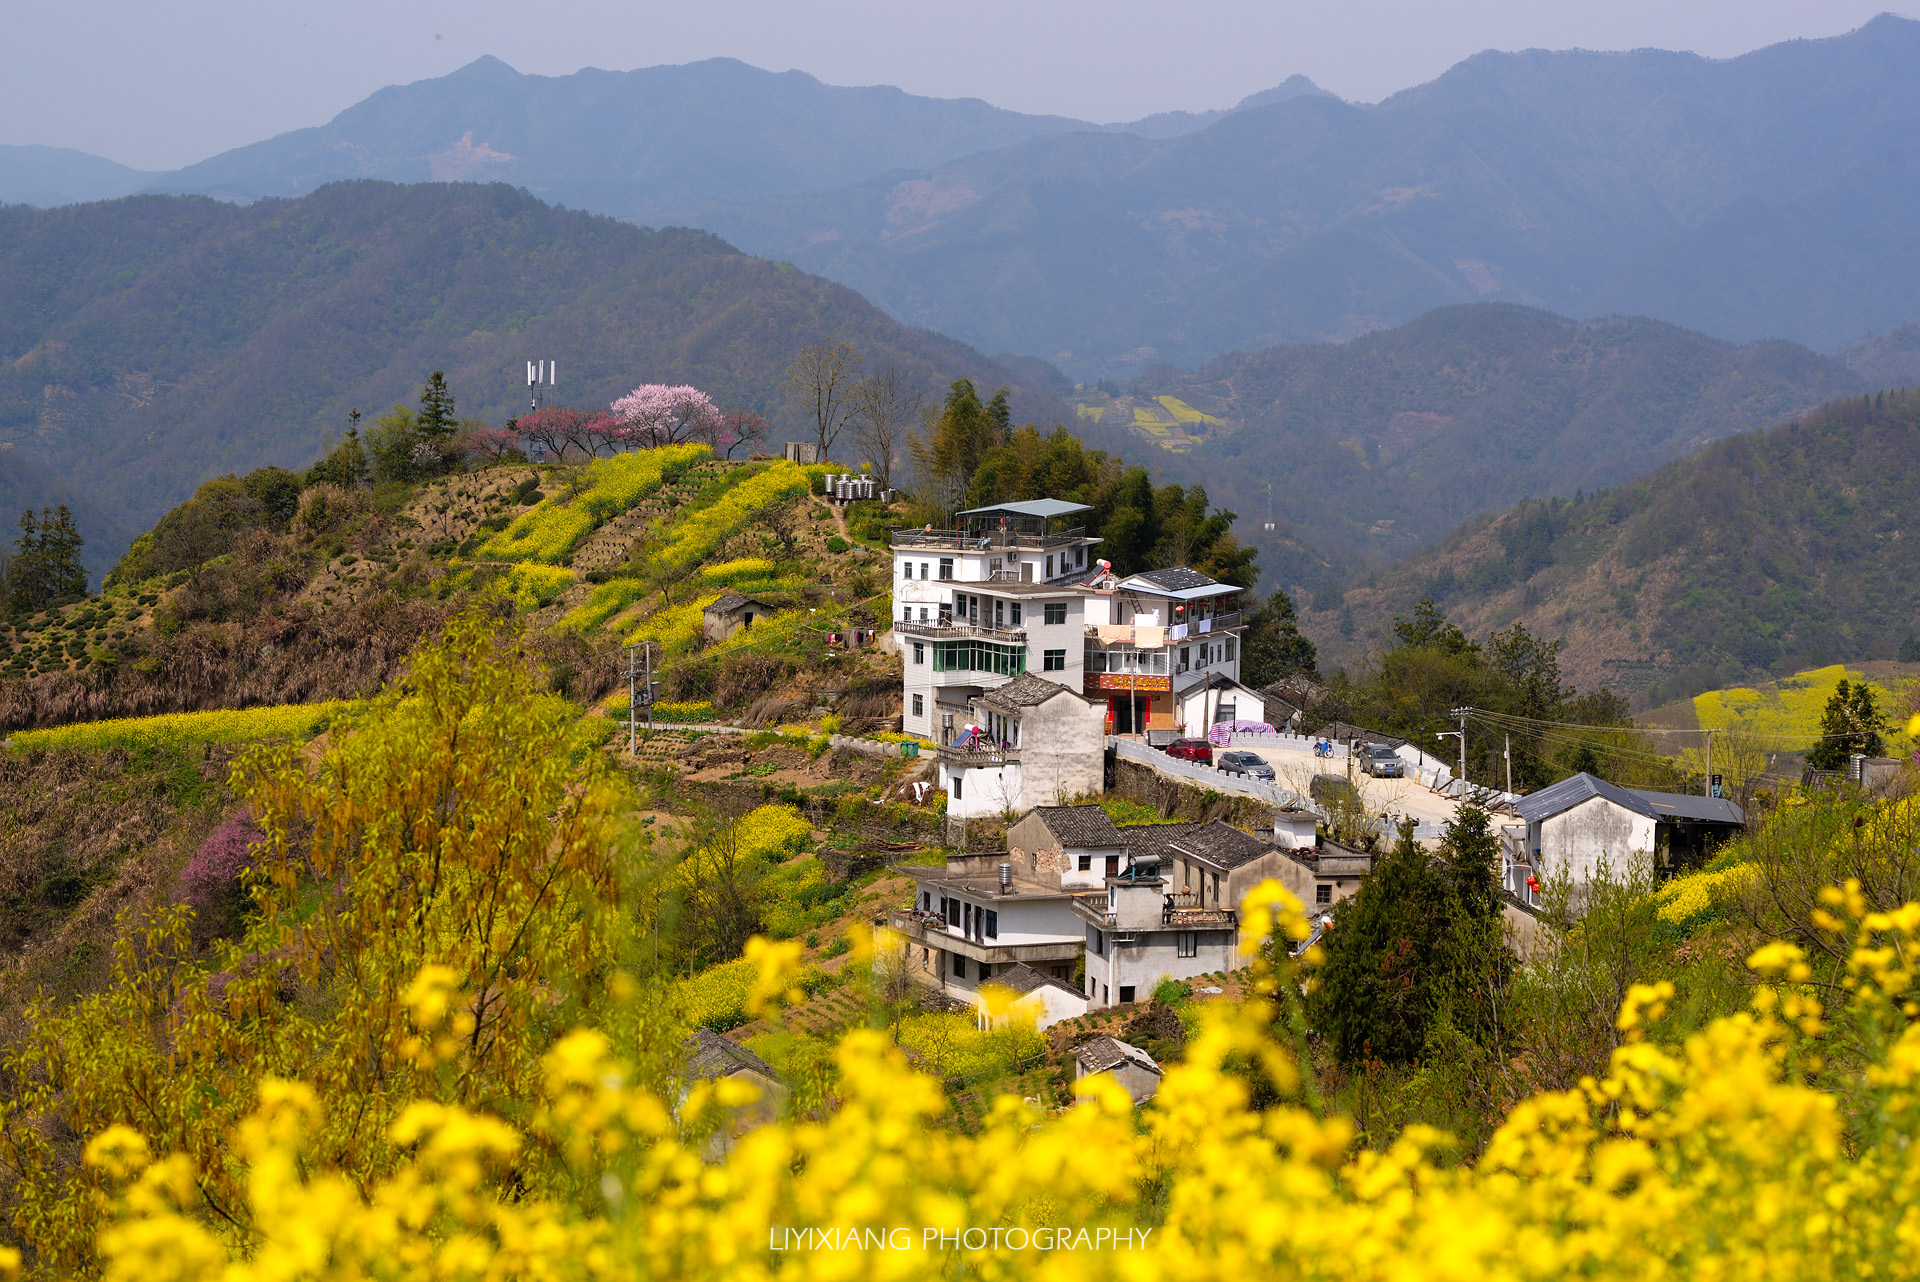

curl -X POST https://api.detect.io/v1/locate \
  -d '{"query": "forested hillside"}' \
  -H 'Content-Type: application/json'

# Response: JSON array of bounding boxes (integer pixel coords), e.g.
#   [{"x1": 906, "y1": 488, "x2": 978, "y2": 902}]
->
[
  {"x1": 1307, "y1": 390, "x2": 1920, "y2": 703},
  {"x1": 0, "y1": 182, "x2": 1061, "y2": 575},
  {"x1": 1111, "y1": 304, "x2": 1861, "y2": 572}
]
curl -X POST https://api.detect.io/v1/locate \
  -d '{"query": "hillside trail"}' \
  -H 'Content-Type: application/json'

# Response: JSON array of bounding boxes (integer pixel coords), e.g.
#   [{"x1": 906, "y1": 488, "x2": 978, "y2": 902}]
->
[{"x1": 818, "y1": 494, "x2": 850, "y2": 541}]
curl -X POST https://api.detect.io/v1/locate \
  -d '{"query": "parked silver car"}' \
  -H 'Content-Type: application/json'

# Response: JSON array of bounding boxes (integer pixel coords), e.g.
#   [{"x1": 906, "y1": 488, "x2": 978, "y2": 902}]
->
[
  {"x1": 1217, "y1": 750, "x2": 1276, "y2": 780},
  {"x1": 1360, "y1": 744, "x2": 1404, "y2": 778}
]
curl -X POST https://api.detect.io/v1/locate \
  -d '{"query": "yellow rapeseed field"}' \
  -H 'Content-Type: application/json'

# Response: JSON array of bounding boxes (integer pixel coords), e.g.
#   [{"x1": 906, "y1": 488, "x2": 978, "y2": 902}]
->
[{"x1": 6, "y1": 702, "x2": 351, "y2": 753}]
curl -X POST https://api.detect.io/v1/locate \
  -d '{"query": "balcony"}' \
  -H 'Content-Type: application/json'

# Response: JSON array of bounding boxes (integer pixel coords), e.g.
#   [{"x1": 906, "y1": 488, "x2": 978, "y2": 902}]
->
[
  {"x1": 1161, "y1": 893, "x2": 1237, "y2": 927},
  {"x1": 896, "y1": 618, "x2": 1027, "y2": 643},
  {"x1": 936, "y1": 739, "x2": 1020, "y2": 766},
  {"x1": 892, "y1": 525, "x2": 1089, "y2": 551}
]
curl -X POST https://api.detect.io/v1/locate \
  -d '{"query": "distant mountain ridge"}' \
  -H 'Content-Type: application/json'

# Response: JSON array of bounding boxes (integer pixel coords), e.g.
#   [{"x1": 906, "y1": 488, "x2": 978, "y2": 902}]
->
[
  {"x1": 0, "y1": 58, "x2": 1326, "y2": 217},
  {"x1": 0, "y1": 182, "x2": 1065, "y2": 577},
  {"x1": 698, "y1": 15, "x2": 1920, "y2": 373},
  {"x1": 11, "y1": 23, "x2": 1920, "y2": 378},
  {"x1": 1305, "y1": 389, "x2": 1920, "y2": 703}
]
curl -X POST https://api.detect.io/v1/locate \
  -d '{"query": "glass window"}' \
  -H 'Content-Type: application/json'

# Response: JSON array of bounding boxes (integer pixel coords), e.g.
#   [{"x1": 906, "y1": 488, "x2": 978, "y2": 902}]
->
[
  {"x1": 1010, "y1": 602, "x2": 1022, "y2": 625},
  {"x1": 1077, "y1": 854, "x2": 1091, "y2": 871},
  {"x1": 939, "y1": 557, "x2": 954, "y2": 580},
  {"x1": 1045, "y1": 554, "x2": 1055, "y2": 578},
  {"x1": 1177, "y1": 932, "x2": 1197, "y2": 958},
  {"x1": 919, "y1": 561, "x2": 929, "y2": 579},
  {"x1": 912, "y1": 642, "x2": 924, "y2": 664},
  {"x1": 985, "y1": 910, "x2": 998, "y2": 939},
  {"x1": 952, "y1": 773, "x2": 963, "y2": 800},
  {"x1": 1316, "y1": 884, "x2": 1332, "y2": 904},
  {"x1": 1044, "y1": 602, "x2": 1067, "y2": 625},
  {"x1": 912, "y1": 693, "x2": 924, "y2": 717},
  {"x1": 919, "y1": 607, "x2": 928, "y2": 622},
  {"x1": 1043, "y1": 649, "x2": 1066, "y2": 671}
]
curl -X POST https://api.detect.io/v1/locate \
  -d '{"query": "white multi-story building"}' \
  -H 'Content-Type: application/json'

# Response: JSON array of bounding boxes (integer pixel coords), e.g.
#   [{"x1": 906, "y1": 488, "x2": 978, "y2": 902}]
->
[
  {"x1": 892, "y1": 500, "x2": 1258, "y2": 742},
  {"x1": 893, "y1": 500, "x2": 1102, "y2": 741}
]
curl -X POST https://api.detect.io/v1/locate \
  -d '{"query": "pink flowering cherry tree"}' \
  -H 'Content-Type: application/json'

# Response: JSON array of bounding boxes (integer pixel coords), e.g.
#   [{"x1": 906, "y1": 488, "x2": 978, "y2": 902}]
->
[{"x1": 611, "y1": 384, "x2": 722, "y2": 449}]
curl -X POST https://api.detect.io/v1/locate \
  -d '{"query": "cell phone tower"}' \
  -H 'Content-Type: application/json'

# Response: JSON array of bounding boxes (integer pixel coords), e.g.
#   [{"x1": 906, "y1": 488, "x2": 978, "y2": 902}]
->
[{"x1": 526, "y1": 359, "x2": 558, "y2": 413}]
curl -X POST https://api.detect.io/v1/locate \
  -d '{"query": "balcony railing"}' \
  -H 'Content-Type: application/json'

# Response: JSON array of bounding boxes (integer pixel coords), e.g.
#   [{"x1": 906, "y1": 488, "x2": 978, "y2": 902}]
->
[
  {"x1": 936, "y1": 740, "x2": 1020, "y2": 766},
  {"x1": 896, "y1": 619, "x2": 1027, "y2": 643},
  {"x1": 892, "y1": 525, "x2": 1088, "y2": 551},
  {"x1": 1162, "y1": 893, "x2": 1237, "y2": 927}
]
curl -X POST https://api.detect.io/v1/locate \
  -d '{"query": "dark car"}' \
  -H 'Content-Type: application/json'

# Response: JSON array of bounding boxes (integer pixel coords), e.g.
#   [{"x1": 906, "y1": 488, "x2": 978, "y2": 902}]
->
[
  {"x1": 1216, "y1": 750, "x2": 1275, "y2": 780},
  {"x1": 1310, "y1": 773, "x2": 1357, "y2": 808},
  {"x1": 1164, "y1": 738, "x2": 1214, "y2": 763},
  {"x1": 1360, "y1": 744, "x2": 1404, "y2": 778}
]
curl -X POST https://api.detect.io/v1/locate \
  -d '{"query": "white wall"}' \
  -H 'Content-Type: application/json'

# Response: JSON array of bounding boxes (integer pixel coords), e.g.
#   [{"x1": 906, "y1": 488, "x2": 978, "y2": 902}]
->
[{"x1": 1539, "y1": 795, "x2": 1657, "y2": 885}]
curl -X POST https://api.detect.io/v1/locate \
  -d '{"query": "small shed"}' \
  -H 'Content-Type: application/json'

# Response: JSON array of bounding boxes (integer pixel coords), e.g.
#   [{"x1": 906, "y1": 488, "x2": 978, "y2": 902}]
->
[
  {"x1": 683, "y1": 1028, "x2": 788, "y2": 1150},
  {"x1": 1515, "y1": 772, "x2": 1744, "y2": 882},
  {"x1": 702, "y1": 593, "x2": 774, "y2": 644},
  {"x1": 1074, "y1": 1035, "x2": 1163, "y2": 1105}
]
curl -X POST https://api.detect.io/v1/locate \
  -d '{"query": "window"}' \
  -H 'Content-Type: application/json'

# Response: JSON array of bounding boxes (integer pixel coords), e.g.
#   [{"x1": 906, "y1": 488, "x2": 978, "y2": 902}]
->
[
  {"x1": 919, "y1": 607, "x2": 928, "y2": 621},
  {"x1": 922, "y1": 948, "x2": 929, "y2": 969},
  {"x1": 1104, "y1": 855, "x2": 1119, "y2": 879},
  {"x1": 1177, "y1": 932, "x2": 1197, "y2": 958},
  {"x1": 1180, "y1": 646, "x2": 1190, "y2": 671},
  {"x1": 1044, "y1": 601, "x2": 1067, "y2": 625},
  {"x1": 1010, "y1": 602, "x2": 1022, "y2": 626},
  {"x1": 1045, "y1": 554, "x2": 1055, "y2": 578},
  {"x1": 1043, "y1": 649, "x2": 1066, "y2": 671},
  {"x1": 1077, "y1": 854, "x2": 1092, "y2": 872},
  {"x1": 952, "y1": 772, "x2": 963, "y2": 800},
  {"x1": 984, "y1": 910, "x2": 998, "y2": 939},
  {"x1": 1316, "y1": 884, "x2": 1332, "y2": 904},
  {"x1": 1226, "y1": 637, "x2": 1237, "y2": 662},
  {"x1": 912, "y1": 642, "x2": 925, "y2": 664},
  {"x1": 1118, "y1": 985, "x2": 1135, "y2": 1005},
  {"x1": 919, "y1": 561, "x2": 928, "y2": 579},
  {"x1": 963, "y1": 902, "x2": 972, "y2": 936},
  {"x1": 1213, "y1": 873, "x2": 1221, "y2": 903},
  {"x1": 1184, "y1": 862, "x2": 1191, "y2": 887},
  {"x1": 951, "y1": 951, "x2": 964, "y2": 978},
  {"x1": 938, "y1": 557, "x2": 954, "y2": 580},
  {"x1": 1089, "y1": 927, "x2": 1104, "y2": 957},
  {"x1": 921, "y1": 891, "x2": 930, "y2": 910},
  {"x1": 1102, "y1": 984, "x2": 1109, "y2": 1005},
  {"x1": 944, "y1": 897, "x2": 957, "y2": 927},
  {"x1": 912, "y1": 693, "x2": 924, "y2": 717},
  {"x1": 931, "y1": 639, "x2": 1027, "y2": 675},
  {"x1": 902, "y1": 562, "x2": 912, "y2": 580}
]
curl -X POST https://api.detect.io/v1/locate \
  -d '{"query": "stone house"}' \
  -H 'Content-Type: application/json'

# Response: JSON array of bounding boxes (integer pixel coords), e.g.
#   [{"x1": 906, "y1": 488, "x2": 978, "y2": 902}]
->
[
  {"x1": 702, "y1": 593, "x2": 774, "y2": 644},
  {"x1": 936, "y1": 672, "x2": 1106, "y2": 820},
  {"x1": 1005, "y1": 804, "x2": 1127, "y2": 892},
  {"x1": 1074, "y1": 1035, "x2": 1163, "y2": 1105},
  {"x1": 1263, "y1": 838, "x2": 1377, "y2": 912},
  {"x1": 1514, "y1": 772, "x2": 1743, "y2": 883},
  {"x1": 683, "y1": 1029, "x2": 788, "y2": 1151}
]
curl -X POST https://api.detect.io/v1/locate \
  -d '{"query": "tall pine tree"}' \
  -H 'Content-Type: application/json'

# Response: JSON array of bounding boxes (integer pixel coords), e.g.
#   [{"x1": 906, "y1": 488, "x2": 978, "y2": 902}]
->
[
  {"x1": 6, "y1": 506, "x2": 87, "y2": 616},
  {"x1": 417, "y1": 371, "x2": 457, "y2": 442}
]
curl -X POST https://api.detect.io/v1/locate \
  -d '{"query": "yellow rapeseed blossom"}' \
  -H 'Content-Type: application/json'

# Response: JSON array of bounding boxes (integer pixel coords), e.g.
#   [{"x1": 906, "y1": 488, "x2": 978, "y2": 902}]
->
[
  {"x1": 7, "y1": 701, "x2": 350, "y2": 752},
  {"x1": 80, "y1": 883, "x2": 1920, "y2": 1282}
]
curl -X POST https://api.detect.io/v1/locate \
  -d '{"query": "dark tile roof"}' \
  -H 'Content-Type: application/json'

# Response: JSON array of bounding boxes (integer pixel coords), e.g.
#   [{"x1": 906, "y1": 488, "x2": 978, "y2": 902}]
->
[
  {"x1": 1512, "y1": 771, "x2": 1741, "y2": 825},
  {"x1": 1312, "y1": 721, "x2": 1409, "y2": 750},
  {"x1": 1119, "y1": 821, "x2": 1200, "y2": 864},
  {"x1": 1628, "y1": 789, "x2": 1745, "y2": 825},
  {"x1": 1166, "y1": 820, "x2": 1278, "y2": 871},
  {"x1": 1120, "y1": 820, "x2": 1275, "y2": 871},
  {"x1": 706, "y1": 593, "x2": 771, "y2": 615},
  {"x1": 1075, "y1": 1035, "x2": 1161, "y2": 1075},
  {"x1": 989, "y1": 962, "x2": 1080, "y2": 997},
  {"x1": 977, "y1": 671, "x2": 1078, "y2": 709},
  {"x1": 1131, "y1": 566, "x2": 1216, "y2": 592},
  {"x1": 685, "y1": 1028, "x2": 781, "y2": 1082},
  {"x1": 1029, "y1": 804, "x2": 1125, "y2": 848}
]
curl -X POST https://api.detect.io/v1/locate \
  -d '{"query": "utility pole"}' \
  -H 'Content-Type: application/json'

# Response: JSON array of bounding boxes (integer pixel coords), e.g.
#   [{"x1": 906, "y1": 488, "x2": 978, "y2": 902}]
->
[
  {"x1": 645, "y1": 642, "x2": 655, "y2": 734},
  {"x1": 626, "y1": 644, "x2": 637, "y2": 755},
  {"x1": 1705, "y1": 728, "x2": 1716, "y2": 798},
  {"x1": 1451, "y1": 706, "x2": 1469, "y2": 788},
  {"x1": 1505, "y1": 735, "x2": 1512, "y2": 797}
]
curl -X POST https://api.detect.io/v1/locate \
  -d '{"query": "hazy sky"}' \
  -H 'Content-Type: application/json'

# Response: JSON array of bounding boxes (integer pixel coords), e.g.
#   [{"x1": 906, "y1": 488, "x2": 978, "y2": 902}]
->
[{"x1": 6, "y1": 0, "x2": 1902, "y2": 170}]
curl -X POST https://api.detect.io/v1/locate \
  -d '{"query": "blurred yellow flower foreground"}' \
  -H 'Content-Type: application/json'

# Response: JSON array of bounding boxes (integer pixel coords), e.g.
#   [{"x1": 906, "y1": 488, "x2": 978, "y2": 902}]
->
[{"x1": 74, "y1": 882, "x2": 1920, "y2": 1282}]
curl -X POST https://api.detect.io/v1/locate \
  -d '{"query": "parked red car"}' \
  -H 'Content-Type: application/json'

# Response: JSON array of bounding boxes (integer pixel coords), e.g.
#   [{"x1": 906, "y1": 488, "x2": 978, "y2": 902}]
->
[{"x1": 1164, "y1": 738, "x2": 1213, "y2": 763}]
